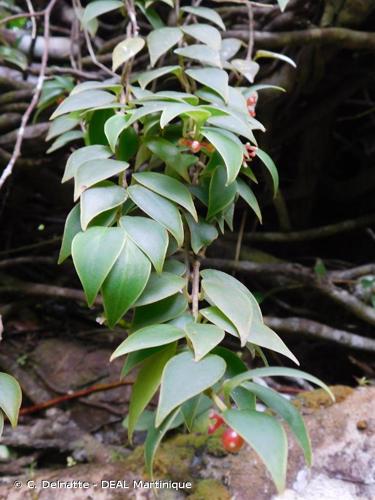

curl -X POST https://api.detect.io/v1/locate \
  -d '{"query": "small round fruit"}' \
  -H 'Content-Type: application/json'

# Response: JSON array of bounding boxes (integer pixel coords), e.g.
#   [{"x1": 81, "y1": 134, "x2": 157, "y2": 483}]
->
[
  {"x1": 221, "y1": 428, "x2": 244, "y2": 453},
  {"x1": 190, "y1": 140, "x2": 202, "y2": 153}
]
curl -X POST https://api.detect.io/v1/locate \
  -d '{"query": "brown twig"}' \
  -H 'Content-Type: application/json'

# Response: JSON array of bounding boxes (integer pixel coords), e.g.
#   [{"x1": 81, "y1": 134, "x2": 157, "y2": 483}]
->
[
  {"x1": 19, "y1": 379, "x2": 133, "y2": 416},
  {"x1": 0, "y1": 0, "x2": 58, "y2": 190}
]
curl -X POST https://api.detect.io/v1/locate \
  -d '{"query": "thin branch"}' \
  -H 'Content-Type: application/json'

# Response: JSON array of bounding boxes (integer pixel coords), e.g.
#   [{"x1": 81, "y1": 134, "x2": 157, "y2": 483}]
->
[
  {"x1": 191, "y1": 260, "x2": 201, "y2": 321},
  {"x1": 0, "y1": 9, "x2": 44, "y2": 27},
  {"x1": 264, "y1": 316, "x2": 375, "y2": 352},
  {"x1": 0, "y1": 0, "x2": 58, "y2": 190}
]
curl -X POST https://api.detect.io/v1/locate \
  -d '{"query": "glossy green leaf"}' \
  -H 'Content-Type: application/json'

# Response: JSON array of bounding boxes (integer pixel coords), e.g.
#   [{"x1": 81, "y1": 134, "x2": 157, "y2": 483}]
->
[
  {"x1": 201, "y1": 278, "x2": 253, "y2": 346},
  {"x1": 0, "y1": 373, "x2": 22, "y2": 428},
  {"x1": 224, "y1": 367, "x2": 335, "y2": 403},
  {"x1": 160, "y1": 103, "x2": 211, "y2": 129},
  {"x1": 58, "y1": 204, "x2": 81, "y2": 264},
  {"x1": 128, "y1": 185, "x2": 184, "y2": 246},
  {"x1": 133, "y1": 172, "x2": 197, "y2": 221},
  {"x1": 182, "y1": 24, "x2": 221, "y2": 51},
  {"x1": 82, "y1": 0, "x2": 122, "y2": 25},
  {"x1": 74, "y1": 159, "x2": 128, "y2": 201},
  {"x1": 156, "y1": 351, "x2": 226, "y2": 426},
  {"x1": 112, "y1": 37, "x2": 145, "y2": 71},
  {"x1": 145, "y1": 137, "x2": 179, "y2": 165},
  {"x1": 181, "y1": 394, "x2": 212, "y2": 432},
  {"x1": 185, "y1": 323, "x2": 224, "y2": 361},
  {"x1": 135, "y1": 272, "x2": 185, "y2": 307},
  {"x1": 223, "y1": 409, "x2": 288, "y2": 493},
  {"x1": 207, "y1": 114, "x2": 256, "y2": 143},
  {"x1": 237, "y1": 178, "x2": 262, "y2": 222},
  {"x1": 128, "y1": 344, "x2": 176, "y2": 440},
  {"x1": 145, "y1": 408, "x2": 181, "y2": 477},
  {"x1": 185, "y1": 214, "x2": 218, "y2": 254},
  {"x1": 70, "y1": 80, "x2": 123, "y2": 95},
  {"x1": 256, "y1": 148, "x2": 279, "y2": 195},
  {"x1": 255, "y1": 49, "x2": 296, "y2": 68},
  {"x1": 102, "y1": 237, "x2": 151, "y2": 327},
  {"x1": 121, "y1": 347, "x2": 164, "y2": 378},
  {"x1": 47, "y1": 131, "x2": 83, "y2": 154},
  {"x1": 147, "y1": 27, "x2": 183, "y2": 66},
  {"x1": 220, "y1": 38, "x2": 241, "y2": 62},
  {"x1": 231, "y1": 59, "x2": 260, "y2": 83},
  {"x1": 251, "y1": 321, "x2": 298, "y2": 365},
  {"x1": 120, "y1": 216, "x2": 168, "y2": 273},
  {"x1": 208, "y1": 165, "x2": 237, "y2": 219},
  {"x1": 104, "y1": 114, "x2": 130, "y2": 152},
  {"x1": 111, "y1": 324, "x2": 184, "y2": 361},
  {"x1": 0, "y1": 46, "x2": 27, "y2": 71},
  {"x1": 181, "y1": 6, "x2": 225, "y2": 30},
  {"x1": 50, "y1": 90, "x2": 115, "y2": 119},
  {"x1": 72, "y1": 227, "x2": 125, "y2": 305},
  {"x1": 63, "y1": 145, "x2": 112, "y2": 183},
  {"x1": 202, "y1": 127, "x2": 243, "y2": 185},
  {"x1": 186, "y1": 68, "x2": 228, "y2": 102},
  {"x1": 175, "y1": 45, "x2": 221, "y2": 68},
  {"x1": 80, "y1": 184, "x2": 127, "y2": 230},
  {"x1": 243, "y1": 382, "x2": 311, "y2": 465},
  {"x1": 200, "y1": 306, "x2": 238, "y2": 337},
  {"x1": 137, "y1": 65, "x2": 180, "y2": 89},
  {"x1": 46, "y1": 115, "x2": 80, "y2": 141},
  {"x1": 132, "y1": 294, "x2": 188, "y2": 329}
]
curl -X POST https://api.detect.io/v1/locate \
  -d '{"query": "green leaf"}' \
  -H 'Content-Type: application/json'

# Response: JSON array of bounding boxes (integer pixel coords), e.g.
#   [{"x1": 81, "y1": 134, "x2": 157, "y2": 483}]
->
[
  {"x1": 220, "y1": 38, "x2": 241, "y2": 62},
  {"x1": 186, "y1": 68, "x2": 228, "y2": 103},
  {"x1": 243, "y1": 382, "x2": 311, "y2": 465},
  {"x1": 70, "y1": 80, "x2": 123, "y2": 95},
  {"x1": 185, "y1": 214, "x2": 218, "y2": 255},
  {"x1": 128, "y1": 344, "x2": 176, "y2": 440},
  {"x1": 185, "y1": 323, "x2": 224, "y2": 361},
  {"x1": 111, "y1": 324, "x2": 184, "y2": 360},
  {"x1": 160, "y1": 103, "x2": 211, "y2": 129},
  {"x1": 47, "y1": 115, "x2": 80, "y2": 141},
  {"x1": 175, "y1": 45, "x2": 221, "y2": 68},
  {"x1": 74, "y1": 159, "x2": 128, "y2": 201},
  {"x1": 251, "y1": 321, "x2": 299, "y2": 365},
  {"x1": 144, "y1": 408, "x2": 181, "y2": 477},
  {"x1": 120, "y1": 216, "x2": 168, "y2": 273},
  {"x1": 0, "y1": 46, "x2": 27, "y2": 71},
  {"x1": 256, "y1": 149, "x2": 279, "y2": 195},
  {"x1": 72, "y1": 227, "x2": 125, "y2": 305},
  {"x1": 156, "y1": 351, "x2": 226, "y2": 426},
  {"x1": 147, "y1": 27, "x2": 183, "y2": 66},
  {"x1": 47, "y1": 131, "x2": 83, "y2": 154},
  {"x1": 207, "y1": 114, "x2": 256, "y2": 143},
  {"x1": 58, "y1": 204, "x2": 81, "y2": 264},
  {"x1": 145, "y1": 137, "x2": 179, "y2": 165},
  {"x1": 277, "y1": 0, "x2": 290, "y2": 11},
  {"x1": 128, "y1": 185, "x2": 184, "y2": 246},
  {"x1": 104, "y1": 114, "x2": 130, "y2": 152},
  {"x1": 255, "y1": 49, "x2": 296, "y2": 68},
  {"x1": 208, "y1": 165, "x2": 237, "y2": 219},
  {"x1": 132, "y1": 294, "x2": 188, "y2": 329},
  {"x1": 82, "y1": 0, "x2": 123, "y2": 26},
  {"x1": 102, "y1": 237, "x2": 151, "y2": 327},
  {"x1": 0, "y1": 373, "x2": 22, "y2": 428},
  {"x1": 237, "y1": 178, "x2": 262, "y2": 222},
  {"x1": 80, "y1": 184, "x2": 127, "y2": 230},
  {"x1": 202, "y1": 128, "x2": 243, "y2": 185},
  {"x1": 182, "y1": 24, "x2": 221, "y2": 51},
  {"x1": 123, "y1": 409, "x2": 154, "y2": 431},
  {"x1": 63, "y1": 145, "x2": 112, "y2": 183},
  {"x1": 231, "y1": 59, "x2": 260, "y2": 83},
  {"x1": 181, "y1": 394, "x2": 212, "y2": 431},
  {"x1": 133, "y1": 172, "x2": 197, "y2": 221},
  {"x1": 112, "y1": 37, "x2": 145, "y2": 71},
  {"x1": 50, "y1": 90, "x2": 116, "y2": 119},
  {"x1": 224, "y1": 367, "x2": 335, "y2": 403},
  {"x1": 201, "y1": 278, "x2": 253, "y2": 346},
  {"x1": 121, "y1": 347, "x2": 164, "y2": 378},
  {"x1": 135, "y1": 272, "x2": 185, "y2": 307},
  {"x1": 200, "y1": 306, "x2": 238, "y2": 337},
  {"x1": 223, "y1": 409, "x2": 288, "y2": 493},
  {"x1": 0, "y1": 412, "x2": 3, "y2": 438},
  {"x1": 181, "y1": 6, "x2": 225, "y2": 30},
  {"x1": 137, "y1": 65, "x2": 180, "y2": 89}
]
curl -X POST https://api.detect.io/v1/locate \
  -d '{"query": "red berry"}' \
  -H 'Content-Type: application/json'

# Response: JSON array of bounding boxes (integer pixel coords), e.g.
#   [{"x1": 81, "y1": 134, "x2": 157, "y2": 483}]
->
[
  {"x1": 221, "y1": 428, "x2": 244, "y2": 453},
  {"x1": 190, "y1": 140, "x2": 201, "y2": 153},
  {"x1": 208, "y1": 412, "x2": 224, "y2": 434}
]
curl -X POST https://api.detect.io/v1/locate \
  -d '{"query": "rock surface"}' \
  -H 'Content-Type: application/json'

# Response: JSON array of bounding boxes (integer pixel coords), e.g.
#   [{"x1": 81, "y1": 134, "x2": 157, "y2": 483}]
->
[{"x1": 0, "y1": 387, "x2": 374, "y2": 499}]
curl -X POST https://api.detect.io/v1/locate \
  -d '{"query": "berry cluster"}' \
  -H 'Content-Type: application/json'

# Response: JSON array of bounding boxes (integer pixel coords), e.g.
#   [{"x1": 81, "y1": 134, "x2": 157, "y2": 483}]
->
[
  {"x1": 208, "y1": 411, "x2": 244, "y2": 453},
  {"x1": 247, "y1": 93, "x2": 258, "y2": 117}
]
